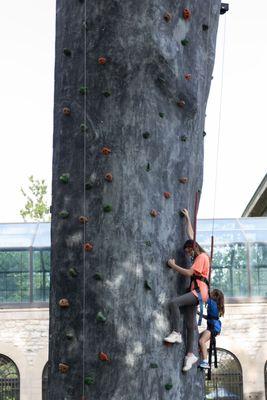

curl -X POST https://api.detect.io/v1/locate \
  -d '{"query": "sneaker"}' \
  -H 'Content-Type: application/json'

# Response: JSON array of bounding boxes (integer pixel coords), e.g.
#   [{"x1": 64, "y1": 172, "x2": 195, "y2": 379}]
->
[
  {"x1": 182, "y1": 354, "x2": 198, "y2": 372},
  {"x1": 199, "y1": 360, "x2": 210, "y2": 369},
  {"x1": 164, "y1": 331, "x2": 182, "y2": 344}
]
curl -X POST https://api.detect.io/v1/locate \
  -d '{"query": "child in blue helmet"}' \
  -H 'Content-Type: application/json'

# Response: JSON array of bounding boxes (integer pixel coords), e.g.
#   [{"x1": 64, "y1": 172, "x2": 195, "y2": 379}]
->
[{"x1": 199, "y1": 288, "x2": 225, "y2": 369}]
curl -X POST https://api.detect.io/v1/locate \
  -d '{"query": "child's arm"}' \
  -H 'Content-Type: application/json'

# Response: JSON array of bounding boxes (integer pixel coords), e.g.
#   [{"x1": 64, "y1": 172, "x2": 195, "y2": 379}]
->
[{"x1": 181, "y1": 208, "x2": 194, "y2": 240}]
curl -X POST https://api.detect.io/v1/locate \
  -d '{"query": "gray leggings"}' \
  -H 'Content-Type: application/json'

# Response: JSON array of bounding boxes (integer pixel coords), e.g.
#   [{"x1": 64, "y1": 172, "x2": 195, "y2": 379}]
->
[{"x1": 169, "y1": 292, "x2": 198, "y2": 353}]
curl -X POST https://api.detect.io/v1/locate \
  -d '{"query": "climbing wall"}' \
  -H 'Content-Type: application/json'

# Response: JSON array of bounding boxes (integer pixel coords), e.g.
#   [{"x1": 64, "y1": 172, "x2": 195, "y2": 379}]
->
[{"x1": 49, "y1": 1, "x2": 221, "y2": 399}]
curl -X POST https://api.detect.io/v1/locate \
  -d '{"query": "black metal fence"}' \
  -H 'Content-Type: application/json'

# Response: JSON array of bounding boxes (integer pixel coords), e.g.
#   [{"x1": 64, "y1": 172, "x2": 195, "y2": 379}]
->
[{"x1": 0, "y1": 355, "x2": 19, "y2": 400}]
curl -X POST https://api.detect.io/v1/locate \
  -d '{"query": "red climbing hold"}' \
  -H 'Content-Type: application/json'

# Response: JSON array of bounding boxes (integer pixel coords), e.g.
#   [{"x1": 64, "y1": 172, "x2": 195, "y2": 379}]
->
[
  {"x1": 150, "y1": 209, "x2": 159, "y2": 217},
  {"x1": 99, "y1": 352, "x2": 109, "y2": 361},
  {"x1": 164, "y1": 12, "x2": 172, "y2": 22},
  {"x1": 184, "y1": 73, "x2": 191, "y2": 81},
  {"x1": 59, "y1": 363, "x2": 70, "y2": 373},
  {"x1": 84, "y1": 243, "x2": 93, "y2": 252},
  {"x1": 179, "y1": 177, "x2": 188, "y2": 184},
  {"x1": 164, "y1": 192, "x2": 171, "y2": 199},
  {"x1": 98, "y1": 56, "x2": 107, "y2": 65},
  {"x1": 59, "y1": 298, "x2": 70, "y2": 308},
  {"x1": 79, "y1": 216, "x2": 89, "y2": 224},
  {"x1": 63, "y1": 107, "x2": 71, "y2": 116},
  {"x1": 183, "y1": 8, "x2": 191, "y2": 20},
  {"x1": 105, "y1": 172, "x2": 113, "y2": 182},
  {"x1": 102, "y1": 147, "x2": 111, "y2": 155},
  {"x1": 177, "y1": 100, "x2": 186, "y2": 108}
]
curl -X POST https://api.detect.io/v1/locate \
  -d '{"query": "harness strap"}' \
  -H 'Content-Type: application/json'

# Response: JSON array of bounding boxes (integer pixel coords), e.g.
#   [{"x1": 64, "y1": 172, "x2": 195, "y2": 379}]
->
[{"x1": 190, "y1": 274, "x2": 209, "y2": 326}]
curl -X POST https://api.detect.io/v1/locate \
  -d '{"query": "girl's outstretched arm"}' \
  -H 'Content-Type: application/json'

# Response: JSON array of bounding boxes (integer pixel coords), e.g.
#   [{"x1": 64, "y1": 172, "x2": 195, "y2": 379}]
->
[
  {"x1": 181, "y1": 208, "x2": 194, "y2": 240},
  {"x1": 167, "y1": 258, "x2": 194, "y2": 277}
]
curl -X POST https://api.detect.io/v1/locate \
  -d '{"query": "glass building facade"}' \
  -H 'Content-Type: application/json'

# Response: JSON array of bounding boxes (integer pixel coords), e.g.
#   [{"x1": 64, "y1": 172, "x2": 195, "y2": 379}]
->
[{"x1": 0, "y1": 218, "x2": 266, "y2": 305}]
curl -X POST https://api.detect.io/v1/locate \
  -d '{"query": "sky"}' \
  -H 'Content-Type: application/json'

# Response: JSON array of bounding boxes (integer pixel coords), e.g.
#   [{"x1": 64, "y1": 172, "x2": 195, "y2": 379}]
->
[{"x1": 0, "y1": 0, "x2": 266, "y2": 222}]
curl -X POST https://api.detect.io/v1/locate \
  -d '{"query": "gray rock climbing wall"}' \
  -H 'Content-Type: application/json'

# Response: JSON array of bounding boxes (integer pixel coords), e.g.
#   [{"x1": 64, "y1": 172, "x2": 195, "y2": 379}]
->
[{"x1": 49, "y1": 0, "x2": 221, "y2": 399}]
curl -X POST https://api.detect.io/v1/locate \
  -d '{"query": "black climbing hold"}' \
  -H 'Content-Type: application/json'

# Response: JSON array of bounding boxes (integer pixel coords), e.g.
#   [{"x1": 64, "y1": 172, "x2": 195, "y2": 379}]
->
[
  {"x1": 181, "y1": 39, "x2": 189, "y2": 46},
  {"x1": 143, "y1": 132, "x2": 150, "y2": 139},
  {"x1": 80, "y1": 123, "x2": 87, "y2": 132},
  {"x1": 84, "y1": 376, "x2": 94, "y2": 385},
  {"x1": 157, "y1": 75, "x2": 166, "y2": 84},
  {"x1": 203, "y1": 131, "x2": 207, "y2": 137},
  {"x1": 165, "y1": 383, "x2": 173, "y2": 391},
  {"x1": 181, "y1": 135, "x2": 187, "y2": 142},
  {"x1": 93, "y1": 273, "x2": 103, "y2": 281},
  {"x1": 202, "y1": 24, "x2": 209, "y2": 31},
  {"x1": 58, "y1": 210, "x2": 69, "y2": 219},
  {"x1": 102, "y1": 90, "x2": 111, "y2": 97},
  {"x1": 96, "y1": 311, "x2": 107, "y2": 322},
  {"x1": 179, "y1": 210, "x2": 186, "y2": 217},
  {"x1": 59, "y1": 173, "x2": 70, "y2": 184},
  {"x1": 146, "y1": 163, "x2": 151, "y2": 172},
  {"x1": 63, "y1": 48, "x2": 72, "y2": 56},
  {"x1": 103, "y1": 204, "x2": 112, "y2": 212},
  {"x1": 145, "y1": 240, "x2": 152, "y2": 247},
  {"x1": 163, "y1": 12, "x2": 172, "y2": 22},
  {"x1": 65, "y1": 332, "x2": 74, "y2": 340},
  {"x1": 69, "y1": 268, "x2": 78, "y2": 277},
  {"x1": 79, "y1": 86, "x2": 88, "y2": 95},
  {"x1": 150, "y1": 363, "x2": 158, "y2": 369},
  {"x1": 159, "y1": 112, "x2": 164, "y2": 118},
  {"x1": 85, "y1": 181, "x2": 94, "y2": 190},
  {"x1": 220, "y1": 3, "x2": 229, "y2": 15},
  {"x1": 144, "y1": 280, "x2": 152, "y2": 290}
]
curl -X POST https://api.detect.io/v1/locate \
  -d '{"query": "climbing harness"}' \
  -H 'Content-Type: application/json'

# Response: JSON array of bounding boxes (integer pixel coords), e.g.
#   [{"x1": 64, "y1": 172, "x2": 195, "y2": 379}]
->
[{"x1": 190, "y1": 273, "x2": 210, "y2": 326}]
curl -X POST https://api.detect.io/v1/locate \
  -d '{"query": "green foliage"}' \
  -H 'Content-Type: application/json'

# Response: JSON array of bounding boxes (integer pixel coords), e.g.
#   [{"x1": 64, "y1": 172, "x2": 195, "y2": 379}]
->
[{"x1": 20, "y1": 176, "x2": 50, "y2": 222}]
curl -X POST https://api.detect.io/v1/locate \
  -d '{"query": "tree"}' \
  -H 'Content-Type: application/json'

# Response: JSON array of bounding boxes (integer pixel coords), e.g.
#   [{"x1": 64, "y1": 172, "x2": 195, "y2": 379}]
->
[
  {"x1": 20, "y1": 175, "x2": 50, "y2": 222},
  {"x1": 49, "y1": 1, "x2": 221, "y2": 399}
]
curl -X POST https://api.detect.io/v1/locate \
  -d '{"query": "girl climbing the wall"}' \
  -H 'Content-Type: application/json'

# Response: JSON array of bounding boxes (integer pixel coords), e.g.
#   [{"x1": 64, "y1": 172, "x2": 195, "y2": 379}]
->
[
  {"x1": 198, "y1": 288, "x2": 224, "y2": 369},
  {"x1": 164, "y1": 209, "x2": 210, "y2": 372}
]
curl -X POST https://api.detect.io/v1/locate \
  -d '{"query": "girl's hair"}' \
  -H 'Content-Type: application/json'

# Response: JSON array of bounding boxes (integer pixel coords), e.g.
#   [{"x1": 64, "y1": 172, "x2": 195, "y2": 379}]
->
[
  {"x1": 211, "y1": 289, "x2": 225, "y2": 316},
  {"x1": 183, "y1": 239, "x2": 206, "y2": 255}
]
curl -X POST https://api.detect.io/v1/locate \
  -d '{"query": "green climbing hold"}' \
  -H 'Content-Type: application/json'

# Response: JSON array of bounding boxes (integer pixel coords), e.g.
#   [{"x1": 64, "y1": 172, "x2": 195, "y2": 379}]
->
[
  {"x1": 103, "y1": 204, "x2": 112, "y2": 213},
  {"x1": 102, "y1": 90, "x2": 111, "y2": 97},
  {"x1": 181, "y1": 135, "x2": 187, "y2": 142},
  {"x1": 58, "y1": 210, "x2": 69, "y2": 219},
  {"x1": 146, "y1": 163, "x2": 151, "y2": 172},
  {"x1": 63, "y1": 48, "x2": 72, "y2": 56},
  {"x1": 150, "y1": 363, "x2": 158, "y2": 369},
  {"x1": 144, "y1": 280, "x2": 152, "y2": 290},
  {"x1": 84, "y1": 375, "x2": 94, "y2": 385},
  {"x1": 96, "y1": 311, "x2": 107, "y2": 322},
  {"x1": 143, "y1": 132, "x2": 150, "y2": 139},
  {"x1": 69, "y1": 268, "x2": 78, "y2": 277},
  {"x1": 159, "y1": 112, "x2": 164, "y2": 118},
  {"x1": 145, "y1": 240, "x2": 152, "y2": 247},
  {"x1": 79, "y1": 86, "x2": 88, "y2": 95},
  {"x1": 181, "y1": 39, "x2": 189, "y2": 46},
  {"x1": 93, "y1": 273, "x2": 103, "y2": 281},
  {"x1": 165, "y1": 383, "x2": 173, "y2": 391},
  {"x1": 59, "y1": 173, "x2": 70, "y2": 184},
  {"x1": 80, "y1": 123, "x2": 87, "y2": 132}
]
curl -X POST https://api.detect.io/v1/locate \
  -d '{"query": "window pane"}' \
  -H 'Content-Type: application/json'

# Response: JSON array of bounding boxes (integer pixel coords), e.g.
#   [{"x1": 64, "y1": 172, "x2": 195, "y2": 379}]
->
[{"x1": 250, "y1": 242, "x2": 267, "y2": 296}]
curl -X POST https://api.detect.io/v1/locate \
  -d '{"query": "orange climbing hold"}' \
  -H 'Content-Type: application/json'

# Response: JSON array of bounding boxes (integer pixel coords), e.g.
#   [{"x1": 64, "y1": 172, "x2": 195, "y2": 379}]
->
[
  {"x1": 99, "y1": 352, "x2": 109, "y2": 361},
  {"x1": 63, "y1": 107, "x2": 71, "y2": 116},
  {"x1": 79, "y1": 216, "x2": 89, "y2": 224},
  {"x1": 150, "y1": 209, "x2": 159, "y2": 217},
  {"x1": 105, "y1": 172, "x2": 113, "y2": 182},
  {"x1": 102, "y1": 147, "x2": 111, "y2": 155},
  {"x1": 84, "y1": 242, "x2": 93, "y2": 252},
  {"x1": 183, "y1": 8, "x2": 191, "y2": 20},
  {"x1": 59, "y1": 298, "x2": 70, "y2": 308},
  {"x1": 177, "y1": 100, "x2": 185, "y2": 108},
  {"x1": 179, "y1": 177, "x2": 188, "y2": 184},
  {"x1": 98, "y1": 56, "x2": 107, "y2": 65},
  {"x1": 59, "y1": 363, "x2": 69, "y2": 373},
  {"x1": 164, "y1": 192, "x2": 171, "y2": 199},
  {"x1": 185, "y1": 73, "x2": 192, "y2": 81}
]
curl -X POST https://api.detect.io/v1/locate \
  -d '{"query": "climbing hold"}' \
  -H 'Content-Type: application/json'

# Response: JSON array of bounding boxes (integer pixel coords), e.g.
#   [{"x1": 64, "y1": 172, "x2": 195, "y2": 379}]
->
[
  {"x1": 99, "y1": 352, "x2": 109, "y2": 362},
  {"x1": 144, "y1": 280, "x2": 152, "y2": 290},
  {"x1": 164, "y1": 192, "x2": 171, "y2": 199},
  {"x1": 84, "y1": 243, "x2": 93, "y2": 252},
  {"x1": 59, "y1": 173, "x2": 70, "y2": 184},
  {"x1": 79, "y1": 86, "x2": 88, "y2": 95},
  {"x1": 105, "y1": 172, "x2": 113, "y2": 182},
  {"x1": 82, "y1": 21, "x2": 89, "y2": 30},
  {"x1": 101, "y1": 147, "x2": 111, "y2": 155},
  {"x1": 181, "y1": 39, "x2": 189, "y2": 46},
  {"x1": 58, "y1": 210, "x2": 69, "y2": 219},
  {"x1": 79, "y1": 216, "x2": 89, "y2": 224},
  {"x1": 220, "y1": 3, "x2": 229, "y2": 15},
  {"x1": 69, "y1": 268, "x2": 78, "y2": 277},
  {"x1": 102, "y1": 90, "x2": 111, "y2": 97},
  {"x1": 179, "y1": 210, "x2": 186, "y2": 217},
  {"x1": 103, "y1": 204, "x2": 112, "y2": 213},
  {"x1": 93, "y1": 272, "x2": 103, "y2": 281},
  {"x1": 80, "y1": 123, "x2": 87, "y2": 132},
  {"x1": 165, "y1": 383, "x2": 173, "y2": 391},
  {"x1": 177, "y1": 100, "x2": 185, "y2": 108},
  {"x1": 183, "y1": 8, "x2": 191, "y2": 20},
  {"x1": 96, "y1": 311, "x2": 107, "y2": 322},
  {"x1": 150, "y1": 363, "x2": 158, "y2": 369},
  {"x1": 163, "y1": 12, "x2": 172, "y2": 22},
  {"x1": 159, "y1": 112, "x2": 165, "y2": 118},
  {"x1": 145, "y1": 240, "x2": 152, "y2": 247},
  {"x1": 98, "y1": 56, "x2": 107, "y2": 65},
  {"x1": 202, "y1": 24, "x2": 209, "y2": 31},
  {"x1": 65, "y1": 332, "x2": 74, "y2": 340},
  {"x1": 179, "y1": 177, "x2": 188, "y2": 184},
  {"x1": 63, "y1": 48, "x2": 72, "y2": 56},
  {"x1": 59, "y1": 298, "x2": 70, "y2": 308},
  {"x1": 85, "y1": 181, "x2": 94, "y2": 190},
  {"x1": 59, "y1": 363, "x2": 69, "y2": 373},
  {"x1": 181, "y1": 135, "x2": 187, "y2": 142},
  {"x1": 184, "y1": 73, "x2": 191, "y2": 81},
  {"x1": 150, "y1": 209, "x2": 158, "y2": 218},
  {"x1": 146, "y1": 163, "x2": 151, "y2": 172},
  {"x1": 63, "y1": 107, "x2": 71, "y2": 116},
  {"x1": 143, "y1": 132, "x2": 150, "y2": 139},
  {"x1": 84, "y1": 375, "x2": 94, "y2": 385},
  {"x1": 157, "y1": 75, "x2": 166, "y2": 84},
  {"x1": 203, "y1": 131, "x2": 207, "y2": 137}
]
